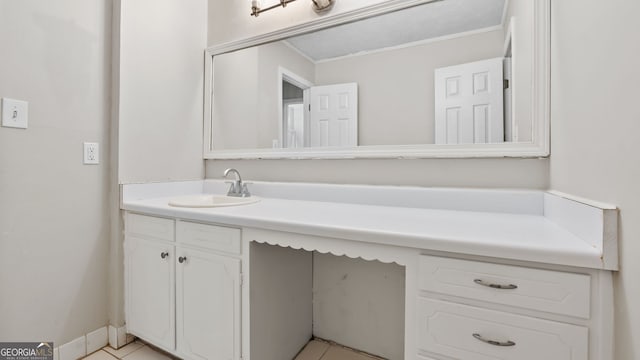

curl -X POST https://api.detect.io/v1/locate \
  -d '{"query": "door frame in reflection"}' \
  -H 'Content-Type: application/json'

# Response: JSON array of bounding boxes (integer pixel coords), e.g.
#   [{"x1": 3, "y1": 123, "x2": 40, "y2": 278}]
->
[{"x1": 278, "y1": 67, "x2": 313, "y2": 148}]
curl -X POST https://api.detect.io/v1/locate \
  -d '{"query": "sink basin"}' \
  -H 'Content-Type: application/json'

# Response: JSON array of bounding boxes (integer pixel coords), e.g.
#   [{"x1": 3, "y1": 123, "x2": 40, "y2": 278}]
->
[{"x1": 168, "y1": 195, "x2": 260, "y2": 208}]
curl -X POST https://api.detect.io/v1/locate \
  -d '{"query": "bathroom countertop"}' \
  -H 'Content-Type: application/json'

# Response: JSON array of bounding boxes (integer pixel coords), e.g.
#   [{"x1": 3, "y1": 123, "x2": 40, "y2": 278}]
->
[{"x1": 122, "y1": 191, "x2": 606, "y2": 270}]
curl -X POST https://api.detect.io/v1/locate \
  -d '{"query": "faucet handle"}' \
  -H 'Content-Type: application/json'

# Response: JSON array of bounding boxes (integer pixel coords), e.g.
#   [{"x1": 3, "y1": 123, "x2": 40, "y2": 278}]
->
[
  {"x1": 224, "y1": 180, "x2": 237, "y2": 195},
  {"x1": 241, "y1": 182, "x2": 252, "y2": 197}
]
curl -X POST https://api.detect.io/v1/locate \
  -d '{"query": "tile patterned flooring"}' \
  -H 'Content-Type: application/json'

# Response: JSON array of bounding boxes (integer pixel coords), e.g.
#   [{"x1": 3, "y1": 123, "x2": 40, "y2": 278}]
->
[
  {"x1": 295, "y1": 340, "x2": 383, "y2": 360},
  {"x1": 83, "y1": 341, "x2": 174, "y2": 360},
  {"x1": 86, "y1": 338, "x2": 383, "y2": 360}
]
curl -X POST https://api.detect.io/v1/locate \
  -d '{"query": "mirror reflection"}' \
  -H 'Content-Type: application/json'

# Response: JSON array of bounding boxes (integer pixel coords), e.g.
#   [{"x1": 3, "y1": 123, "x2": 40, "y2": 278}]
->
[{"x1": 211, "y1": 0, "x2": 534, "y2": 150}]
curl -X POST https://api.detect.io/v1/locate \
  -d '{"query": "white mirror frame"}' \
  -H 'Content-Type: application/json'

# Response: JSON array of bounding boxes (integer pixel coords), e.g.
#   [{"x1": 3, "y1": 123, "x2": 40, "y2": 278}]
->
[{"x1": 203, "y1": 0, "x2": 550, "y2": 160}]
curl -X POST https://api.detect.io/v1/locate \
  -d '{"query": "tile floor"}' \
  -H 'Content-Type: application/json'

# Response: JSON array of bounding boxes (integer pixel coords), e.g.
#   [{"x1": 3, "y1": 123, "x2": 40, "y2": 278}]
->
[
  {"x1": 295, "y1": 339, "x2": 384, "y2": 360},
  {"x1": 87, "y1": 338, "x2": 383, "y2": 360},
  {"x1": 83, "y1": 341, "x2": 175, "y2": 360}
]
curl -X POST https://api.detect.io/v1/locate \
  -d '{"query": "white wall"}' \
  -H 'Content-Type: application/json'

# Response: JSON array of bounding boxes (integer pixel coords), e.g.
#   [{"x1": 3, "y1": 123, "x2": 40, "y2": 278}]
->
[
  {"x1": 0, "y1": 0, "x2": 111, "y2": 345},
  {"x1": 206, "y1": 158, "x2": 548, "y2": 189},
  {"x1": 109, "y1": 0, "x2": 209, "y2": 331},
  {"x1": 549, "y1": 0, "x2": 640, "y2": 358},
  {"x1": 117, "y1": 0, "x2": 206, "y2": 183},
  {"x1": 212, "y1": 47, "x2": 260, "y2": 149}
]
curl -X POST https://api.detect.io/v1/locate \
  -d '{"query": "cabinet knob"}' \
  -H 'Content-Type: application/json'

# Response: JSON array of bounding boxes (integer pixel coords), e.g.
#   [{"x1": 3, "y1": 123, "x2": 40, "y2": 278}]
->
[
  {"x1": 160, "y1": 252, "x2": 169, "y2": 259},
  {"x1": 473, "y1": 279, "x2": 518, "y2": 290},
  {"x1": 178, "y1": 256, "x2": 187, "y2": 264}
]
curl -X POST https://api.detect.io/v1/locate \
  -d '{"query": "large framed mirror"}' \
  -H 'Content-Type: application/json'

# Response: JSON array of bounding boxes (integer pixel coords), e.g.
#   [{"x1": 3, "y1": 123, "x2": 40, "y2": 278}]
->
[{"x1": 204, "y1": 0, "x2": 549, "y2": 159}]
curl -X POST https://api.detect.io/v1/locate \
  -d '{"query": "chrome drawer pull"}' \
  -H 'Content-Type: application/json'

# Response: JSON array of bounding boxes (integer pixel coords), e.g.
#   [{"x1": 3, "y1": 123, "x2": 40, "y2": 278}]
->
[
  {"x1": 472, "y1": 333, "x2": 516, "y2": 347},
  {"x1": 474, "y1": 279, "x2": 518, "y2": 290}
]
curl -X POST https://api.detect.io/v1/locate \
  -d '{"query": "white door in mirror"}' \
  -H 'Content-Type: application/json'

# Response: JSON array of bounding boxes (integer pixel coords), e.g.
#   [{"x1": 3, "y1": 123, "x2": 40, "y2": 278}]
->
[
  {"x1": 435, "y1": 58, "x2": 505, "y2": 145},
  {"x1": 309, "y1": 83, "x2": 358, "y2": 147},
  {"x1": 1, "y1": 98, "x2": 28, "y2": 129}
]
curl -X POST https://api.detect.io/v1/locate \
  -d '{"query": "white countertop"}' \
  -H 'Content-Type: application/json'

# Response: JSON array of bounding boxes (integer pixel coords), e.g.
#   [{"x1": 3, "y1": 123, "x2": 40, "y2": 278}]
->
[{"x1": 121, "y1": 181, "x2": 615, "y2": 270}]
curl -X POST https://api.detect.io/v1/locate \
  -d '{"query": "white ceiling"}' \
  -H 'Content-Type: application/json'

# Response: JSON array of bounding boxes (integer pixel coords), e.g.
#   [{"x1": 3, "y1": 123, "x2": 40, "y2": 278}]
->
[{"x1": 285, "y1": 0, "x2": 506, "y2": 61}]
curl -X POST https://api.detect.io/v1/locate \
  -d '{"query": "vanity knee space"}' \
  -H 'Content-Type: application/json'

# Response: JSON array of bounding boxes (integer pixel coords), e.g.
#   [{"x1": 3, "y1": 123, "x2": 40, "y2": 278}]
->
[{"x1": 247, "y1": 237, "x2": 408, "y2": 360}]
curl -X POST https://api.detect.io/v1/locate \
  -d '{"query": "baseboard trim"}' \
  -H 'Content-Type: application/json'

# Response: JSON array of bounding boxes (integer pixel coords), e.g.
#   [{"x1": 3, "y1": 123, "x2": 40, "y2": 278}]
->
[
  {"x1": 56, "y1": 326, "x2": 112, "y2": 360},
  {"x1": 108, "y1": 325, "x2": 136, "y2": 350}
]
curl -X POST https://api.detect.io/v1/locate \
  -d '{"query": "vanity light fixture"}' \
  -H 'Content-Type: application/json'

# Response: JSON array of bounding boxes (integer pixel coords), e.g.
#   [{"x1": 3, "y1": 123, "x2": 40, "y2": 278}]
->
[{"x1": 251, "y1": 0, "x2": 335, "y2": 17}]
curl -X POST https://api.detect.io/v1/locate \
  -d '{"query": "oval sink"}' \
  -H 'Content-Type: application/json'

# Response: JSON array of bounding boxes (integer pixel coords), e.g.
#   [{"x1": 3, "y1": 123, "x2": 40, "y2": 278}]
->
[{"x1": 168, "y1": 195, "x2": 260, "y2": 208}]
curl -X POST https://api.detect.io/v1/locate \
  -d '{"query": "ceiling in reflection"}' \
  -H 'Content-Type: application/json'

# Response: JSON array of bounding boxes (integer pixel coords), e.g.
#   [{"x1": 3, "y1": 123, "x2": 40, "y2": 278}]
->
[{"x1": 285, "y1": 0, "x2": 506, "y2": 61}]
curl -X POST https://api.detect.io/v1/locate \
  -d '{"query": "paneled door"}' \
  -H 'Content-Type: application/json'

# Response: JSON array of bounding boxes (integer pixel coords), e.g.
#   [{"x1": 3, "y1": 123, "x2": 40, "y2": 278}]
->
[
  {"x1": 309, "y1": 83, "x2": 358, "y2": 147},
  {"x1": 124, "y1": 237, "x2": 175, "y2": 351},
  {"x1": 435, "y1": 58, "x2": 504, "y2": 144},
  {"x1": 176, "y1": 246, "x2": 241, "y2": 360}
]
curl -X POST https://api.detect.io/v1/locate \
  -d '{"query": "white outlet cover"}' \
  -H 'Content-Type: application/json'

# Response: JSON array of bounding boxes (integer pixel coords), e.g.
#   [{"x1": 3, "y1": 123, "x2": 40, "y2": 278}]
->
[
  {"x1": 1, "y1": 98, "x2": 28, "y2": 129},
  {"x1": 83, "y1": 142, "x2": 99, "y2": 165}
]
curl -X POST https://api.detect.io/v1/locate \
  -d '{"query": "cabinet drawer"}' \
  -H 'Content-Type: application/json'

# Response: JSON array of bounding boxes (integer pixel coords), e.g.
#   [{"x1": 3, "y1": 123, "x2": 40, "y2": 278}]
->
[
  {"x1": 177, "y1": 221, "x2": 241, "y2": 255},
  {"x1": 417, "y1": 298, "x2": 588, "y2": 360},
  {"x1": 126, "y1": 213, "x2": 175, "y2": 242},
  {"x1": 418, "y1": 255, "x2": 591, "y2": 318}
]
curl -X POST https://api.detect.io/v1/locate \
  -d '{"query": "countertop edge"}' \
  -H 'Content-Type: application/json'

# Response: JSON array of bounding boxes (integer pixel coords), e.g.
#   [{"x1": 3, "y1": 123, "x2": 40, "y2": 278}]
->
[{"x1": 121, "y1": 200, "x2": 605, "y2": 271}]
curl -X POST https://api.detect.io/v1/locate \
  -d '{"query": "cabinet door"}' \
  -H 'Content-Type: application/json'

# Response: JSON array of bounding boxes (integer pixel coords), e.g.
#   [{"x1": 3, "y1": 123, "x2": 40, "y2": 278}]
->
[
  {"x1": 124, "y1": 237, "x2": 175, "y2": 350},
  {"x1": 176, "y1": 247, "x2": 241, "y2": 360}
]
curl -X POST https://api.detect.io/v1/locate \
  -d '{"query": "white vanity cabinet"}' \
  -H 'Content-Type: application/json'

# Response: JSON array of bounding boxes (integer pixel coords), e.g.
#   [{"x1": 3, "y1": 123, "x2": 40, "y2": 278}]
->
[
  {"x1": 124, "y1": 213, "x2": 242, "y2": 360},
  {"x1": 120, "y1": 181, "x2": 617, "y2": 360}
]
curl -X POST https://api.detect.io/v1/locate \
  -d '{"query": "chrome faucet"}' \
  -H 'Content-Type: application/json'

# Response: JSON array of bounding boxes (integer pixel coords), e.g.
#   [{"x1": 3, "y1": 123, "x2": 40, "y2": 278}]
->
[{"x1": 224, "y1": 168, "x2": 251, "y2": 197}]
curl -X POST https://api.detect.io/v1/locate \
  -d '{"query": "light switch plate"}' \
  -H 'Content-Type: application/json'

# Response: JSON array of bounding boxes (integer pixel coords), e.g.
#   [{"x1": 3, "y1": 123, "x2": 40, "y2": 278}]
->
[
  {"x1": 1, "y1": 98, "x2": 28, "y2": 129},
  {"x1": 83, "y1": 142, "x2": 99, "y2": 165}
]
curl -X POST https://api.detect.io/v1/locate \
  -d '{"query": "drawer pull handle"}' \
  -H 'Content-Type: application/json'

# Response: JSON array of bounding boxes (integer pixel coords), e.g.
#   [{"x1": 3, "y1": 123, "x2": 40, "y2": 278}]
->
[
  {"x1": 178, "y1": 256, "x2": 188, "y2": 264},
  {"x1": 160, "y1": 252, "x2": 169, "y2": 259},
  {"x1": 474, "y1": 279, "x2": 518, "y2": 290},
  {"x1": 472, "y1": 333, "x2": 516, "y2": 347}
]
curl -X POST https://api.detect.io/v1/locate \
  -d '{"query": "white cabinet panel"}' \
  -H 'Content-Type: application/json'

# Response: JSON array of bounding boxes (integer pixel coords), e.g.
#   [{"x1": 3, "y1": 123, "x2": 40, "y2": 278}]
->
[
  {"x1": 124, "y1": 237, "x2": 175, "y2": 350},
  {"x1": 176, "y1": 247, "x2": 241, "y2": 360},
  {"x1": 126, "y1": 213, "x2": 174, "y2": 242},
  {"x1": 176, "y1": 221, "x2": 241, "y2": 255},
  {"x1": 417, "y1": 298, "x2": 588, "y2": 360},
  {"x1": 418, "y1": 255, "x2": 591, "y2": 318}
]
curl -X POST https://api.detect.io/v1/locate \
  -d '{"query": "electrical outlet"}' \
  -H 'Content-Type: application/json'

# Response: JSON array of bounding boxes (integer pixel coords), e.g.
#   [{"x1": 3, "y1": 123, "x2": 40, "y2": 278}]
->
[
  {"x1": 83, "y1": 142, "x2": 99, "y2": 165},
  {"x1": 1, "y1": 98, "x2": 28, "y2": 129}
]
